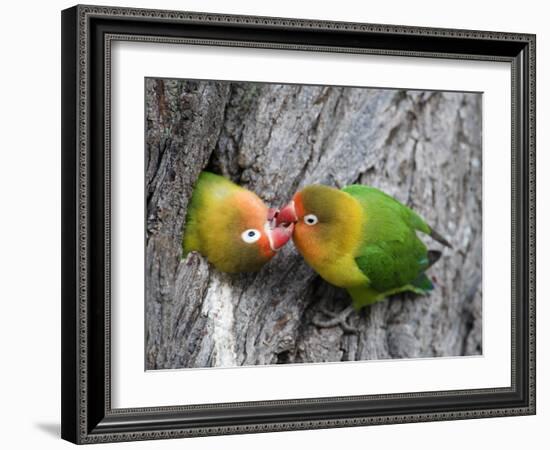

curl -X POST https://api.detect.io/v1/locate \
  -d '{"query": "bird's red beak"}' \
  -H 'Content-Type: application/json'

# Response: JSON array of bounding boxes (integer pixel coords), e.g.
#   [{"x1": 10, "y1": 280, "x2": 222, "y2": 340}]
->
[
  {"x1": 267, "y1": 222, "x2": 294, "y2": 251},
  {"x1": 267, "y1": 207, "x2": 278, "y2": 222},
  {"x1": 276, "y1": 201, "x2": 298, "y2": 226}
]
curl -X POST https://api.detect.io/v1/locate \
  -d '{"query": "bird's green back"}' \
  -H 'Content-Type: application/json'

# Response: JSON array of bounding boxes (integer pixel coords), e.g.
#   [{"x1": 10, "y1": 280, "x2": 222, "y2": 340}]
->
[
  {"x1": 182, "y1": 172, "x2": 239, "y2": 256},
  {"x1": 342, "y1": 185, "x2": 431, "y2": 238}
]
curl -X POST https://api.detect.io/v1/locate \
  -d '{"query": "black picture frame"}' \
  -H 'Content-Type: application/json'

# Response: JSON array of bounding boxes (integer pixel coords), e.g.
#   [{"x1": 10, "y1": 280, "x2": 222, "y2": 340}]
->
[{"x1": 61, "y1": 4, "x2": 536, "y2": 444}]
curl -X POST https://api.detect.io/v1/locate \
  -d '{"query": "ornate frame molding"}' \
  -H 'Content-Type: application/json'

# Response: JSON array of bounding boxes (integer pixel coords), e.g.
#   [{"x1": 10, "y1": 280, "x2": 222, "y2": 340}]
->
[{"x1": 61, "y1": 4, "x2": 536, "y2": 444}]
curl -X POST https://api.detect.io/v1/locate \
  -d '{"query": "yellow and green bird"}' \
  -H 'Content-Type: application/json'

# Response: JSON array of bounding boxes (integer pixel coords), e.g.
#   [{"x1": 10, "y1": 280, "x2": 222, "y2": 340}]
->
[
  {"x1": 276, "y1": 184, "x2": 452, "y2": 329},
  {"x1": 183, "y1": 172, "x2": 294, "y2": 273}
]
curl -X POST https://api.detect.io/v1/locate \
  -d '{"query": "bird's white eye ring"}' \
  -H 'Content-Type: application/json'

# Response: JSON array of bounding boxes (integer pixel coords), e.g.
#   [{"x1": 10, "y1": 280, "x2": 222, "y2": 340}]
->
[
  {"x1": 241, "y1": 229, "x2": 261, "y2": 244},
  {"x1": 304, "y1": 214, "x2": 318, "y2": 226}
]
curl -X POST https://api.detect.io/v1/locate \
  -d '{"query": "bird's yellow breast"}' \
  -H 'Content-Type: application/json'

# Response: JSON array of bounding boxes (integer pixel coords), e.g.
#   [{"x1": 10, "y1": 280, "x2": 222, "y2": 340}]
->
[
  {"x1": 308, "y1": 254, "x2": 368, "y2": 288},
  {"x1": 292, "y1": 190, "x2": 368, "y2": 288}
]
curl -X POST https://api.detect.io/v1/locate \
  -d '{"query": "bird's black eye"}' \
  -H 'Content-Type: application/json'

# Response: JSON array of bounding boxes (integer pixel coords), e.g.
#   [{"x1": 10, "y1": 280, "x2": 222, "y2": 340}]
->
[
  {"x1": 304, "y1": 214, "x2": 318, "y2": 226},
  {"x1": 241, "y1": 229, "x2": 261, "y2": 244}
]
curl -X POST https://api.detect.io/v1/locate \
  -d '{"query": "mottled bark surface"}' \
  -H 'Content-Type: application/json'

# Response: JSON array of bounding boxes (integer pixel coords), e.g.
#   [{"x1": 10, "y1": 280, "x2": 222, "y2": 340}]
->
[{"x1": 145, "y1": 78, "x2": 482, "y2": 370}]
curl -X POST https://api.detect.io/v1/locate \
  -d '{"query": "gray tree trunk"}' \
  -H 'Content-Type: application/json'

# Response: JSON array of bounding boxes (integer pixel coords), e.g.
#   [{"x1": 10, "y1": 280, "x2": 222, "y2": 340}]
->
[{"x1": 145, "y1": 78, "x2": 482, "y2": 370}]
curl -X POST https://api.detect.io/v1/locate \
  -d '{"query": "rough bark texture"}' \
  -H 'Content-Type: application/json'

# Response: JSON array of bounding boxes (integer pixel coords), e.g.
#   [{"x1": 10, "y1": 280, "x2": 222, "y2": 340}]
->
[{"x1": 145, "y1": 78, "x2": 482, "y2": 370}]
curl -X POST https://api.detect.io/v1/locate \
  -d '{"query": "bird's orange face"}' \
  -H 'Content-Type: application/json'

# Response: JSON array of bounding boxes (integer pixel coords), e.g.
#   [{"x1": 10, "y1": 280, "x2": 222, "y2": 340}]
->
[
  {"x1": 276, "y1": 185, "x2": 361, "y2": 266},
  {"x1": 211, "y1": 190, "x2": 294, "y2": 272},
  {"x1": 232, "y1": 191, "x2": 294, "y2": 258}
]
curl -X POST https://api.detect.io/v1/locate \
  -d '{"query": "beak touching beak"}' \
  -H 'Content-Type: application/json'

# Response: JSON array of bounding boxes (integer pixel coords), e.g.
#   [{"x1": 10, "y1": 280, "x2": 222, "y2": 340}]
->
[
  {"x1": 276, "y1": 201, "x2": 298, "y2": 226},
  {"x1": 268, "y1": 222, "x2": 294, "y2": 251}
]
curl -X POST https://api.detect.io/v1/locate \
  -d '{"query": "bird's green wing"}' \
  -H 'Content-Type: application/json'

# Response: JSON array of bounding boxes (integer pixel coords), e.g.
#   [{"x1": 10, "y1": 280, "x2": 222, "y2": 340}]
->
[
  {"x1": 354, "y1": 237, "x2": 430, "y2": 293},
  {"x1": 343, "y1": 185, "x2": 431, "y2": 292}
]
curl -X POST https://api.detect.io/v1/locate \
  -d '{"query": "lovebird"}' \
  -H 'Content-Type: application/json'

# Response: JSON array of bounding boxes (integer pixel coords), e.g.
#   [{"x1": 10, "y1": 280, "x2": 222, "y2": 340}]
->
[
  {"x1": 183, "y1": 172, "x2": 294, "y2": 273},
  {"x1": 276, "y1": 184, "x2": 452, "y2": 330}
]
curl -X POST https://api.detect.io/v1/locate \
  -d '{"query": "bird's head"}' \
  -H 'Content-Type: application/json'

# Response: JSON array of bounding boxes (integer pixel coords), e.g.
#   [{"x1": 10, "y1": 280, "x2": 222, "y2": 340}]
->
[
  {"x1": 276, "y1": 185, "x2": 361, "y2": 263},
  {"x1": 209, "y1": 189, "x2": 294, "y2": 272}
]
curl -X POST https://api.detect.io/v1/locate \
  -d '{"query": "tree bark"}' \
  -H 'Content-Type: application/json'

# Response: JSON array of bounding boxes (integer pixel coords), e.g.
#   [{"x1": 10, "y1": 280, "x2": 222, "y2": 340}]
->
[{"x1": 145, "y1": 78, "x2": 482, "y2": 370}]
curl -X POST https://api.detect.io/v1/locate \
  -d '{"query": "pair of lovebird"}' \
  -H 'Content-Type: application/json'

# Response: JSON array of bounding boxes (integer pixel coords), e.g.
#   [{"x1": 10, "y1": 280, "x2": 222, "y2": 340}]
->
[{"x1": 183, "y1": 171, "x2": 451, "y2": 328}]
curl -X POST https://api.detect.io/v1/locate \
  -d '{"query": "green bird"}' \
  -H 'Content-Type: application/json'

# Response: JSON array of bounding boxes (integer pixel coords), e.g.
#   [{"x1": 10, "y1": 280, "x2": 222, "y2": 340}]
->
[{"x1": 276, "y1": 184, "x2": 452, "y2": 330}]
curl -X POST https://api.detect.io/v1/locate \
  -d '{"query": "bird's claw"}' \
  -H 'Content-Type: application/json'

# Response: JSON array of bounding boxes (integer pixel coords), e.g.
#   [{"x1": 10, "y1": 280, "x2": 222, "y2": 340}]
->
[{"x1": 312, "y1": 305, "x2": 358, "y2": 334}]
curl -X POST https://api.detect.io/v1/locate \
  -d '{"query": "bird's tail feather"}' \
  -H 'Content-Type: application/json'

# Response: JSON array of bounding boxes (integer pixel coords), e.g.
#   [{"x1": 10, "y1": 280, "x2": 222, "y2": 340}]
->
[
  {"x1": 430, "y1": 228, "x2": 453, "y2": 249},
  {"x1": 411, "y1": 272, "x2": 434, "y2": 292}
]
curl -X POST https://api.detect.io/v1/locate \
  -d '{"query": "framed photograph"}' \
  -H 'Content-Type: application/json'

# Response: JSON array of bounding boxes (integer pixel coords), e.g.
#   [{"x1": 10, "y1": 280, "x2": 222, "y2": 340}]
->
[{"x1": 61, "y1": 4, "x2": 536, "y2": 444}]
